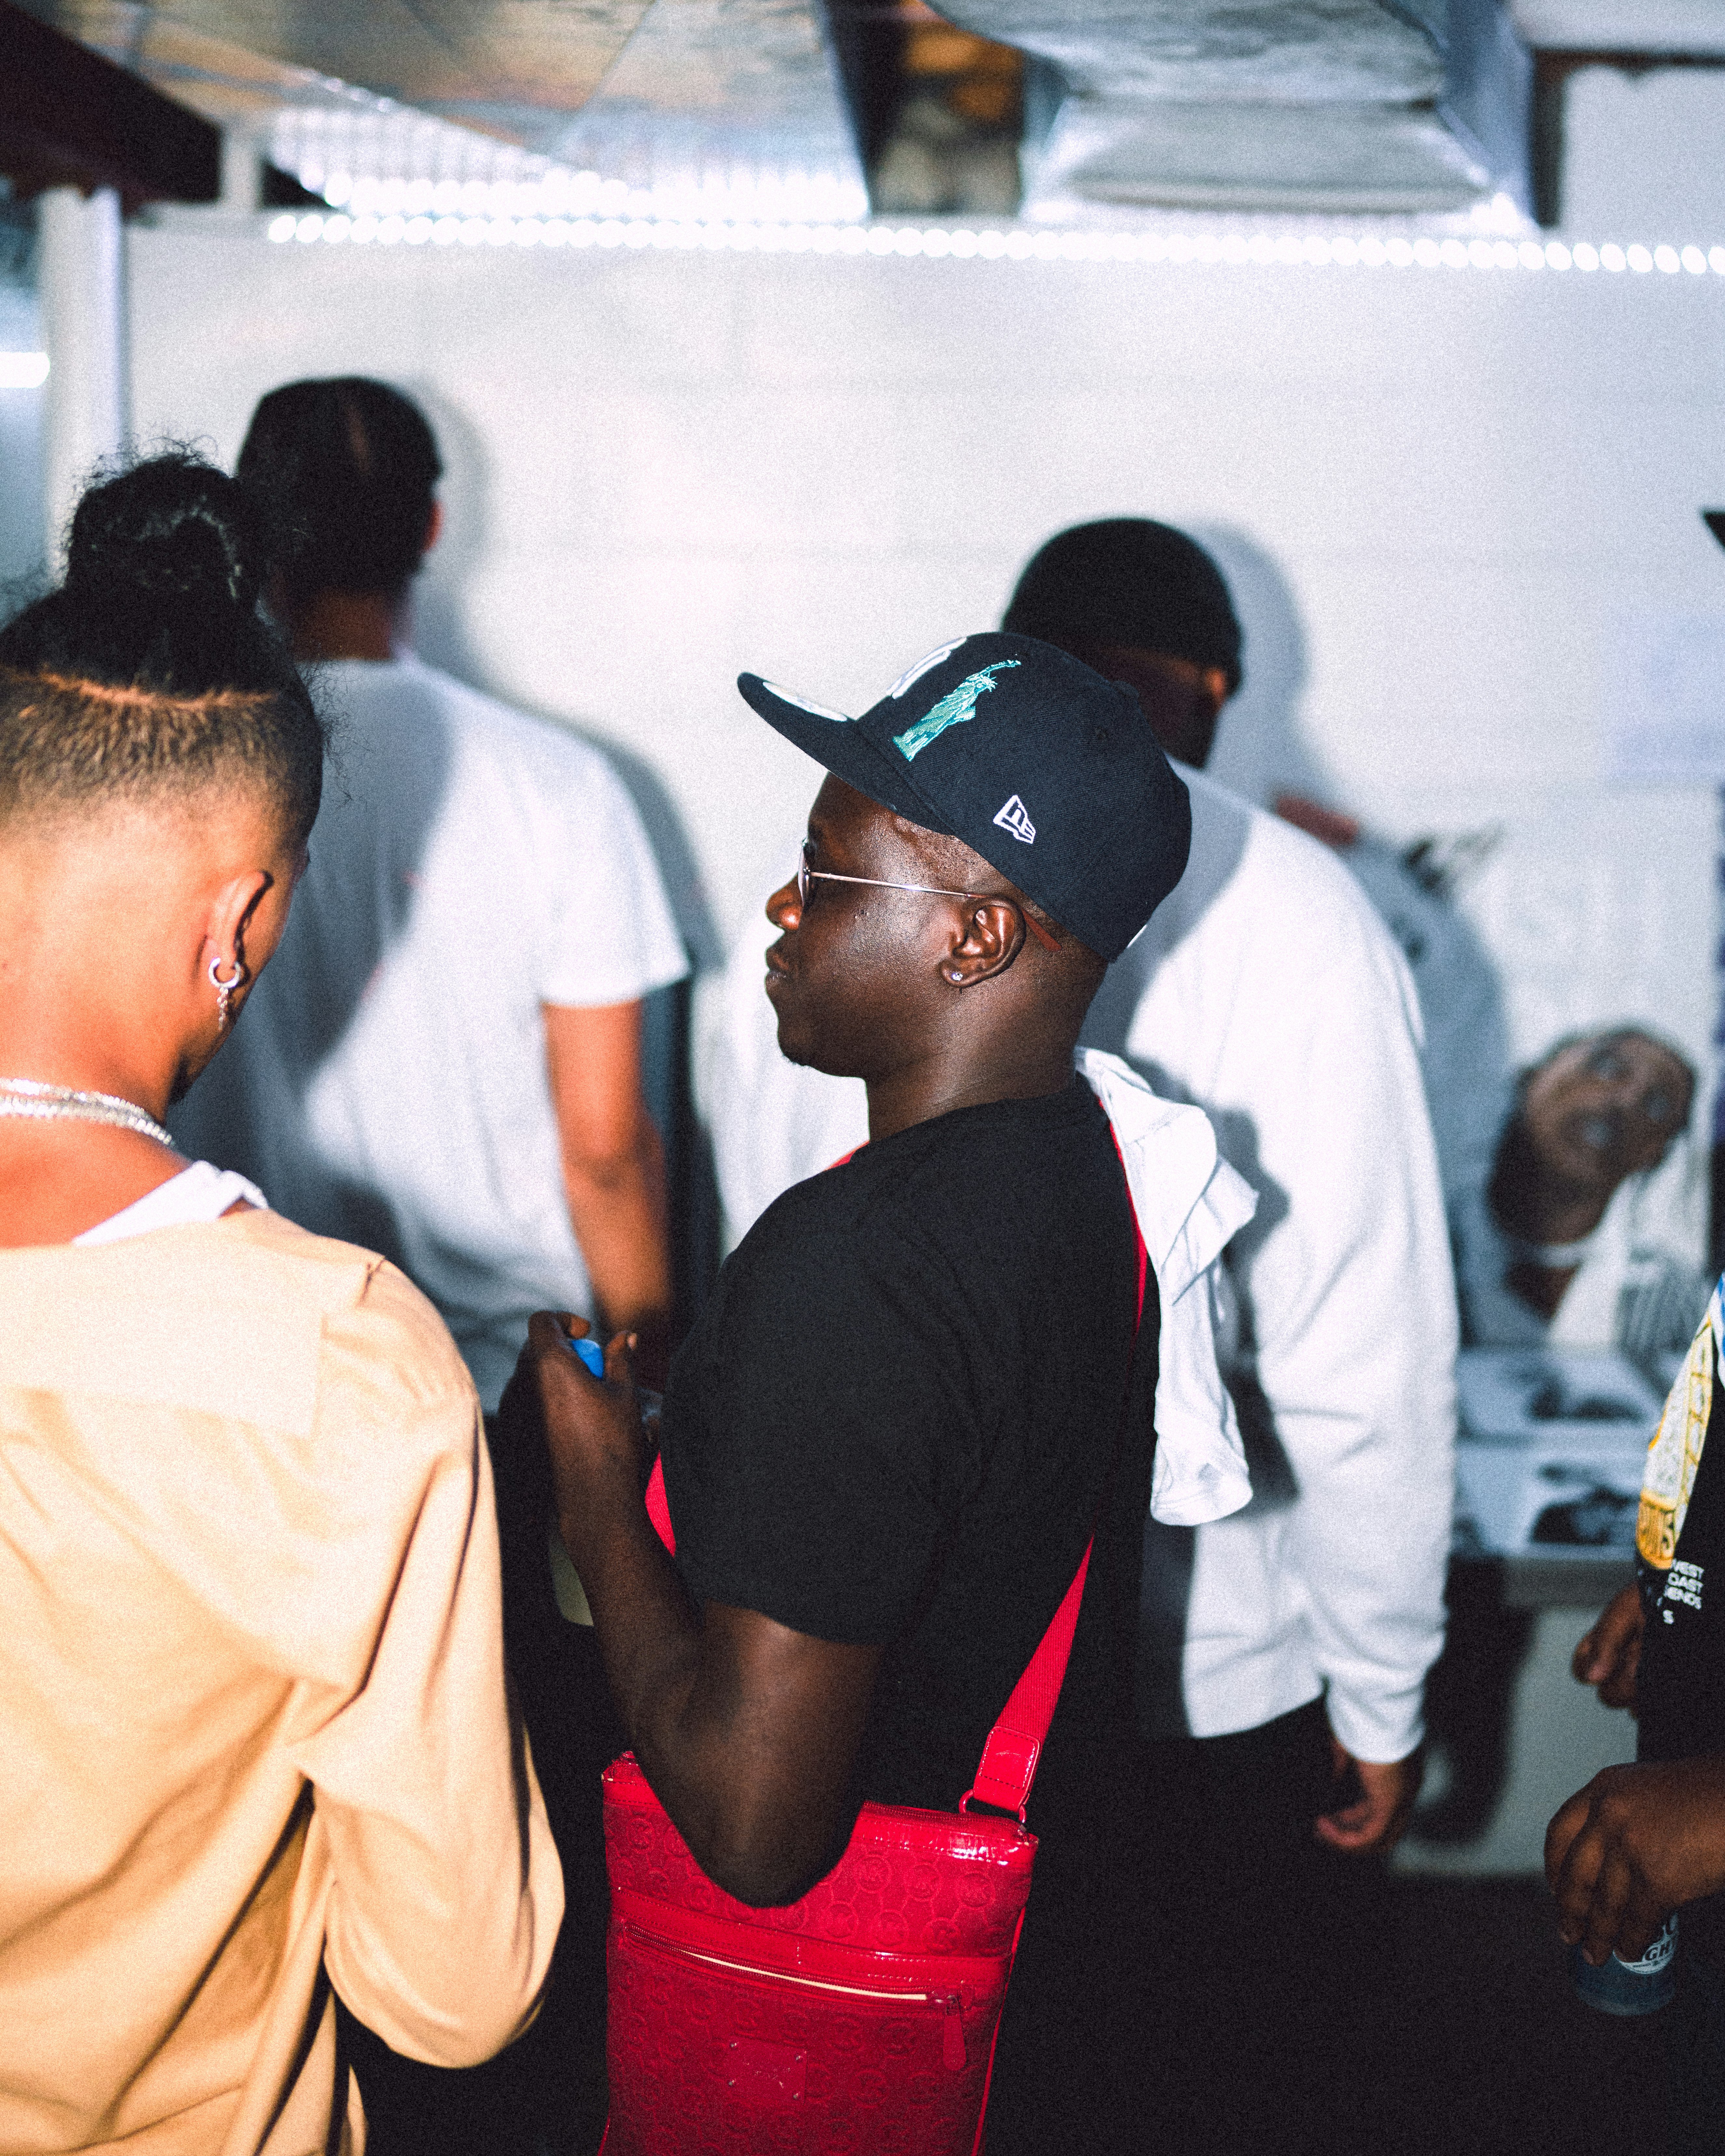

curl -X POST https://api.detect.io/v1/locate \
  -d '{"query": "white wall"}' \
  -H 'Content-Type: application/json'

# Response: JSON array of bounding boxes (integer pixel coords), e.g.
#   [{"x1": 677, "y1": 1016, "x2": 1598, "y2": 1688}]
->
[
  {"x1": 127, "y1": 222, "x2": 1725, "y2": 1103},
  {"x1": 1563, "y1": 65, "x2": 1725, "y2": 243}
]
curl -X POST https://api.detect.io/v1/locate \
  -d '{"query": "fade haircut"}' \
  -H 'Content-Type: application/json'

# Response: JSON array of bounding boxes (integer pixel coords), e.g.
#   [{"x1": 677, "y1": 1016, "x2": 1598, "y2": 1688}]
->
[{"x1": 0, "y1": 452, "x2": 325, "y2": 844}]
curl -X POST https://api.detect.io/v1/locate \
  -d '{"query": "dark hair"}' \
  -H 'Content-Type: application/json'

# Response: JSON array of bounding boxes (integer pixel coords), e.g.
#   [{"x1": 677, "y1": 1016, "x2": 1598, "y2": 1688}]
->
[
  {"x1": 238, "y1": 377, "x2": 442, "y2": 608},
  {"x1": 0, "y1": 452, "x2": 325, "y2": 843},
  {"x1": 1003, "y1": 519, "x2": 1244, "y2": 694}
]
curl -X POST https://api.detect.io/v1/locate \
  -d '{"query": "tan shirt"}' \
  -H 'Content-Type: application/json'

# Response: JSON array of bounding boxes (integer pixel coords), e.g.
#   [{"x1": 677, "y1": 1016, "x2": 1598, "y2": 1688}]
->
[{"x1": 0, "y1": 1209, "x2": 563, "y2": 2155}]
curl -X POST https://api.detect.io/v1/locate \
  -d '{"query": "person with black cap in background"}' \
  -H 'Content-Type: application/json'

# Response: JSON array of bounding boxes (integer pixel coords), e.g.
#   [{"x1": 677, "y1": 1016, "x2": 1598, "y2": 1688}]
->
[
  {"x1": 701, "y1": 524, "x2": 1456, "y2": 2154},
  {"x1": 504, "y1": 631, "x2": 1262, "y2": 2151}
]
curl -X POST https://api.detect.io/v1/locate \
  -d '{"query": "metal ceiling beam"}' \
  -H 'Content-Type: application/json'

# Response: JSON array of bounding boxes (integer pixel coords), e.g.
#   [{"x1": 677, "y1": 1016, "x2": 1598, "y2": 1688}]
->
[
  {"x1": 934, "y1": 0, "x2": 1533, "y2": 217},
  {"x1": 0, "y1": 0, "x2": 220, "y2": 207},
  {"x1": 547, "y1": 0, "x2": 866, "y2": 218},
  {"x1": 12, "y1": 0, "x2": 865, "y2": 220},
  {"x1": 12, "y1": 0, "x2": 655, "y2": 153}
]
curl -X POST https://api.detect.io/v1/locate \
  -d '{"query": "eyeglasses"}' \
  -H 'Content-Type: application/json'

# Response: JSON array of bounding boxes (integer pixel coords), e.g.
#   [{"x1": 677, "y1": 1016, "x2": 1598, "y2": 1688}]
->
[{"x1": 794, "y1": 842, "x2": 1059, "y2": 951}]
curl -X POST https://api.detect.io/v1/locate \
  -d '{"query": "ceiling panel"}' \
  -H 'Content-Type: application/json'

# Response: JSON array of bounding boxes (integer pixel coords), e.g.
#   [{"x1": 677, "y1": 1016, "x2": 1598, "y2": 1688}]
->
[{"x1": 15, "y1": 0, "x2": 652, "y2": 146}]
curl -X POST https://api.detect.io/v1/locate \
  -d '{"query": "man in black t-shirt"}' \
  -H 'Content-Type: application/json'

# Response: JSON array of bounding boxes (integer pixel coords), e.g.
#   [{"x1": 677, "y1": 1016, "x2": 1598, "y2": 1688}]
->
[
  {"x1": 1552, "y1": 1274, "x2": 1725, "y2": 2140},
  {"x1": 503, "y1": 632, "x2": 1197, "y2": 2143}
]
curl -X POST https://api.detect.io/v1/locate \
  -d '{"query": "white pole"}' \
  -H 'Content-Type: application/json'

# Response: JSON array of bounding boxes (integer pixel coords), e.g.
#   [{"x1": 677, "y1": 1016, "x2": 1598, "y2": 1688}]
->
[
  {"x1": 219, "y1": 129, "x2": 262, "y2": 214},
  {"x1": 38, "y1": 186, "x2": 127, "y2": 571}
]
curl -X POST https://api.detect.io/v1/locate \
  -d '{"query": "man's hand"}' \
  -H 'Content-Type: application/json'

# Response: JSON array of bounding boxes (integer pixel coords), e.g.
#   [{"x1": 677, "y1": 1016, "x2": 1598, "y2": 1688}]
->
[
  {"x1": 1546, "y1": 1757, "x2": 1725, "y2": 1965},
  {"x1": 1571, "y1": 1583, "x2": 1643, "y2": 1711},
  {"x1": 1316, "y1": 1737, "x2": 1423, "y2": 1854},
  {"x1": 501, "y1": 1311, "x2": 646, "y2": 1559}
]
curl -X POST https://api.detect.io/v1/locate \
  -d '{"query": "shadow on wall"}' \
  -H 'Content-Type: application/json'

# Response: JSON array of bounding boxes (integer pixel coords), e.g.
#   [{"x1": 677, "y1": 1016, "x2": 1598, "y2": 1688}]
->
[
  {"x1": 402, "y1": 383, "x2": 725, "y2": 1326},
  {"x1": 1182, "y1": 521, "x2": 1335, "y2": 810}
]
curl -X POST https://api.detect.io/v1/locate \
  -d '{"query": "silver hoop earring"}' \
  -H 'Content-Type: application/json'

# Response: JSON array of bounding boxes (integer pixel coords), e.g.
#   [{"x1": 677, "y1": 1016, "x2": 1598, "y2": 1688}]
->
[{"x1": 209, "y1": 955, "x2": 245, "y2": 1031}]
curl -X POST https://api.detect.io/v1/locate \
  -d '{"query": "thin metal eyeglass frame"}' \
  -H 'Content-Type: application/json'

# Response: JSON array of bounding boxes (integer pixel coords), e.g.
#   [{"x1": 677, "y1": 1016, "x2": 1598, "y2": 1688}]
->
[{"x1": 795, "y1": 844, "x2": 1060, "y2": 951}]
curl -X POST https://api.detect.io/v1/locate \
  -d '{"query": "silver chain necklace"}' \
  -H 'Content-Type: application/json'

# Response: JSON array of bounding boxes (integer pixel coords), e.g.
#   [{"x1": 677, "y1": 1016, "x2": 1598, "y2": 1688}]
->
[{"x1": 0, "y1": 1078, "x2": 175, "y2": 1149}]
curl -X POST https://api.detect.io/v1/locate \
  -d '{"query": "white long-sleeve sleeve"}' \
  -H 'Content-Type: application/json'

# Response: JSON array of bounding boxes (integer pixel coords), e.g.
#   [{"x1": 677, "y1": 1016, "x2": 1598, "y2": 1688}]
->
[{"x1": 1096, "y1": 770, "x2": 1457, "y2": 1762}]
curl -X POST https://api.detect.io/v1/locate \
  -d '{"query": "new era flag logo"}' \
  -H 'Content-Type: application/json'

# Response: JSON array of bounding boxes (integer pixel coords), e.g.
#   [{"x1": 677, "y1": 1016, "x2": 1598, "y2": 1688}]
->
[{"x1": 993, "y1": 794, "x2": 1036, "y2": 844}]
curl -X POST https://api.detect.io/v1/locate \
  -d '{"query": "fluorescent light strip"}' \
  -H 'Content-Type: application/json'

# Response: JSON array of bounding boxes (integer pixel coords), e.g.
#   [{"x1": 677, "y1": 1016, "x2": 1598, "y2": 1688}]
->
[
  {"x1": 306, "y1": 167, "x2": 866, "y2": 227},
  {"x1": 0, "y1": 351, "x2": 49, "y2": 388},
  {"x1": 264, "y1": 213, "x2": 1725, "y2": 278}
]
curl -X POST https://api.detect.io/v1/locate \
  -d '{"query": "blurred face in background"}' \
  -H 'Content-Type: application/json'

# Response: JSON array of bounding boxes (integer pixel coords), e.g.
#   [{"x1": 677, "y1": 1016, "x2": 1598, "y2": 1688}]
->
[
  {"x1": 1518, "y1": 1030, "x2": 1694, "y2": 1199},
  {"x1": 1073, "y1": 645, "x2": 1231, "y2": 772}
]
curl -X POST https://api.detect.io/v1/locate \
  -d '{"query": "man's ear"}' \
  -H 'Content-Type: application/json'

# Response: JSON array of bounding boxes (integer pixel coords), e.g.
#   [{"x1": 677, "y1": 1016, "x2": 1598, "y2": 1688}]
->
[
  {"x1": 1199, "y1": 666, "x2": 1231, "y2": 719},
  {"x1": 422, "y1": 499, "x2": 445, "y2": 560},
  {"x1": 943, "y1": 898, "x2": 1026, "y2": 988},
  {"x1": 202, "y1": 868, "x2": 273, "y2": 980}
]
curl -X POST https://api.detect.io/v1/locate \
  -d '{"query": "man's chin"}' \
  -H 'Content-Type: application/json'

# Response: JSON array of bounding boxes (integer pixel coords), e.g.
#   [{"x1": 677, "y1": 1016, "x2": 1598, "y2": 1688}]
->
[{"x1": 774, "y1": 1021, "x2": 861, "y2": 1081}]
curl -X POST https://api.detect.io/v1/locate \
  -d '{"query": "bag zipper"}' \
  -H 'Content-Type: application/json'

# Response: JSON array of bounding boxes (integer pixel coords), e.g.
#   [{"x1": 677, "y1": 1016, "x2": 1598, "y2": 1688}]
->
[{"x1": 623, "y1": 1923, "x2": 967, "y2": 2069}]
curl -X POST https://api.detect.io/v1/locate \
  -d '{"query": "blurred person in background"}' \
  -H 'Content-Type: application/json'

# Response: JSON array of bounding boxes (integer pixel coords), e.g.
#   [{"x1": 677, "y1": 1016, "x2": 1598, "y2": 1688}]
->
[
  {"x1": 0, "y1": 455, "x2": 559, "y2": 2155},
  {"x1": 175, "y1": 375, "x2": 686, "y2": 1405},
  {"x1": 170, "y1": 376, "x2": 684, "y2": 2153},
  {"x1": 1273, "y1": 784, "x2": 1703, "y2": 1375},
  {"x1": 701, "y1": 517, "x2": 1457, "y2": 2154}
]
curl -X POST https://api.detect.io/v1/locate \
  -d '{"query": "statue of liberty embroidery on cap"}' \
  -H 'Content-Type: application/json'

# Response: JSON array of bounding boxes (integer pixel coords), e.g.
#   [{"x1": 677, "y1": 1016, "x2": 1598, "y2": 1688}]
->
[{"x1": 892, "y1": 661, "x2": 1020, "y2": 763}]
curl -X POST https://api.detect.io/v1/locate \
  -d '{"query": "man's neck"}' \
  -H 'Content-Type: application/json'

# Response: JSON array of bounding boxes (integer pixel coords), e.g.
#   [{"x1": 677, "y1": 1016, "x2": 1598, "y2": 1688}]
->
[
  {"x1": 290, "y1": 589, "x2": 405, "y2": 663},
  {"x1": 864, "y1": 1040, "x2": 1076, "y2": 1145}
]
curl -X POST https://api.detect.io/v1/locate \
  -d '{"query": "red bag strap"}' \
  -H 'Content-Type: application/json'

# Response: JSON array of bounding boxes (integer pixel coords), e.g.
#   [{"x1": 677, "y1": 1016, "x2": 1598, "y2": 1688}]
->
[
  {"x1": 642, "y1": 1125, "x2": 1149, "y2": 1825},
  {"x1": 646, "y1": 1451, "x2": 675, "y2": 1550}
]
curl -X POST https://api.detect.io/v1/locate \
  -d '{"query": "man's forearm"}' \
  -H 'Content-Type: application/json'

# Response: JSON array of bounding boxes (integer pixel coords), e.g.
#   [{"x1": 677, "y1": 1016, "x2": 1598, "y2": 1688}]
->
[
  {"x1": 555, "y1": 1457, "x2": 866, "y2": 1905},
  {"x1": 561, "y1": 1123, "x2": 672, "y2": 1367},
  {"x1": 551, "y1": 1452, "x2": 793, "y2": 1899},
  {"x1": 556, "y1": 1458, "x2": 706, "y2": 1783},
  {"x1": 515, "y1": 1310, "x2": 881, "y2": 1907}
]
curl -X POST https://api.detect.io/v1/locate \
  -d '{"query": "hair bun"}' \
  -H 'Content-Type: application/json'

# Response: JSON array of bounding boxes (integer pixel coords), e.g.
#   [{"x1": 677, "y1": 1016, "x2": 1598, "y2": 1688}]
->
[{"x1": 64, "y1": 452, "x2": 265, "y2": 618}]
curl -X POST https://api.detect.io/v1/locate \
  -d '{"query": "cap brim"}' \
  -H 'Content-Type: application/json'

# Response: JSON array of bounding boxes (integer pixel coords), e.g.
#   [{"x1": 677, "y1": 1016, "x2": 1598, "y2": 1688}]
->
[{"x1": 737, "y1": 674, "x2": 956, "y2": 836}]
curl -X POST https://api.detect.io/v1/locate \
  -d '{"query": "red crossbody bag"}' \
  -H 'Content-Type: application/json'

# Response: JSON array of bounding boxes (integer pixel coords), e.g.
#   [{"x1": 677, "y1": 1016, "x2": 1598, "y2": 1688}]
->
[{"x1": 599, "y1": 1155, "x2": 1148, "y2": 2156}]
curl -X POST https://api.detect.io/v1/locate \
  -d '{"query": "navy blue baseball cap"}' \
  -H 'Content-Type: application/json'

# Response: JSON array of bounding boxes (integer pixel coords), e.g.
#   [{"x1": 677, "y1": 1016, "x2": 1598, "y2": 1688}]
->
[{"x1": 737, "y1": 632, "x2": 1191, "y2": 961}]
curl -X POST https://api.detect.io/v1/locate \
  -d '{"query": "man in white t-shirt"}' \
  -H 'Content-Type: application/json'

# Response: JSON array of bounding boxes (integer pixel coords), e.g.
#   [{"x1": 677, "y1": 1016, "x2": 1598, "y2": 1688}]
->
[
  {"x1": 174, "y1": 378, "x2": 687, "y2": 1410},
  {"x1": 701, "y1": 520, "x2": 1456, "y2": 2154}
]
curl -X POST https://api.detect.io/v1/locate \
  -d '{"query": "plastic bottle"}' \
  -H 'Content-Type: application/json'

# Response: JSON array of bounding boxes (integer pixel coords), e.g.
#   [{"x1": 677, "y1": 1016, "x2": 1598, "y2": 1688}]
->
[
  {"x1": 1568, "y1": 1915, "x2": 1678, "y2": 2014},
  {"x1": 568, "y1": 1335, "x2": 605, "y2": 1378}
]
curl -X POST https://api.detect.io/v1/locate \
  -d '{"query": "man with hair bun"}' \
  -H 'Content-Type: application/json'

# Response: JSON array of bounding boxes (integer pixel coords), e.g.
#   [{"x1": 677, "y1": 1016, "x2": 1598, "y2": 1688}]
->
[
  {"x1": 703, "y1": 518, "x2": 1457, "y2": 2153},
  {"x1": 0, "y1": 454, "x2": 560, "y2": 2155}
]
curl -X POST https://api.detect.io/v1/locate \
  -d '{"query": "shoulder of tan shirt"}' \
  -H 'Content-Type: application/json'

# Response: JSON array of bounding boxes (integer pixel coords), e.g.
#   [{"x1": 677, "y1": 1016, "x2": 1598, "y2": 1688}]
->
[{"x1": 0, "y1": 1205, "x2": 473, "y2": 1440}]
